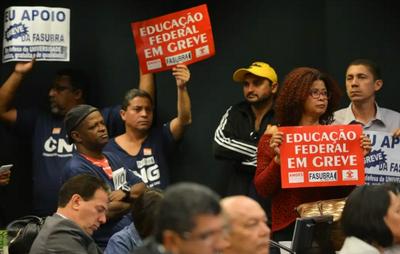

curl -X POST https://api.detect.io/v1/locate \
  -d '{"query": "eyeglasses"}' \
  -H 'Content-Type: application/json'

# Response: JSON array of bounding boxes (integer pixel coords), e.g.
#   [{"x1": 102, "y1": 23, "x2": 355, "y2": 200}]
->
[{"x1": 309, "y1": 89, "x2": 330, "y2": 99}]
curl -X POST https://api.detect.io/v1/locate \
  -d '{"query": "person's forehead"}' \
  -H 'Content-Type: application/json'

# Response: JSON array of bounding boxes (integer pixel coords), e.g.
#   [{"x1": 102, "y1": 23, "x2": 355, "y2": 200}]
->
[
  {"x1": 347, "y1": 65, "x2": 372, "y2": 75},
  {"x1": 192, "y1": 214, "x2": 224, "y2": 231},
  {"x1": 231, "y1": 201, "x2": 265, "y2": 221},
  {"x1": 55, "y1": 75, "x2": 73, "y2": 86},
  {"x1": 89, "y1": 189, "x2": 109, "y2": 208},
  {"x1": 310, "y1": 80, "x2": 326, "y2": 89},
  {"x1": 243, "y1": 73, "x2": 267, "y2": 82},
  {"x1": 129, "y1": 96, "x2": 152, "y2": 106},
  {"x1": 82, "y1": 111, "x2": 103, "y2": 125}
]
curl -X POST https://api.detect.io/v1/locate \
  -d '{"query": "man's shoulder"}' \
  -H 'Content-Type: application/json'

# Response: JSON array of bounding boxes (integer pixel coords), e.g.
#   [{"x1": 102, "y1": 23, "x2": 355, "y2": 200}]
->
[
  {"x1": 333, "y1": 106, "x2": 352, "y2": 124},
  {"x1": 379, "y1": 106, "x2": 400, "y2": 117}
]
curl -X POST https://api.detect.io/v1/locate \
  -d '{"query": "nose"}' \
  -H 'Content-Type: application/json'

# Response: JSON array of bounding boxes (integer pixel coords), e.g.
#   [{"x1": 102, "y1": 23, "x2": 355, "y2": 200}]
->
[
  {"x1": 350, "y1": 78, "x2": 358, "y2": 87},
  {"x1": 98, "y1": 123, "x2": 107, "y2": 132},
  {"x1": 259, "y1": 222, "x2": 271, "y2": 238},
  {"x1": 49, "y1": 88, "x2": 56, "y2": 96},
  {"x1": 99, "y1": 213, "x2": 107, "y2": 224},
  {"x1": 140, "y1": 109, "x2": 149, "y2": 117}
]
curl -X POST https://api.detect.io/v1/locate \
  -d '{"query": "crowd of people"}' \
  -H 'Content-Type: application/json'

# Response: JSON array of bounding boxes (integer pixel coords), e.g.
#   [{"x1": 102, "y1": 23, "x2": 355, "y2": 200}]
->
[{"x1": 1, "y1": 57, "x2": 400, "y2": 254}]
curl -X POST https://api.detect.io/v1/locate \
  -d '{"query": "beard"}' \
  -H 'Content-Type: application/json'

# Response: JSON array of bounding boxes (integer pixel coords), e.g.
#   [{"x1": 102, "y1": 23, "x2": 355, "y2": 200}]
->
[{"x1": 247, "y1": 95, "x2": 270, "y2": 108}]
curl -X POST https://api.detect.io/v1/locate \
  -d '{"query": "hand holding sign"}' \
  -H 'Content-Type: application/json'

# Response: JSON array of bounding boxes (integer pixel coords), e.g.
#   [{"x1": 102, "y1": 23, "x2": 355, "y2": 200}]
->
[
  {"x1": 361, "y1": 134, "x2": 372, "y2": 156},
  {"x1": 278, "y1": 125, "x2": 365, "y2": 188},
  {"x1": 14, "y1": 59, "x2": 34, "y2": 75},
  {"x1": 172, "y1": 64, "x2": 190, "y2": 88},
  {"x1": 132, "y1": 4, "x2": 215, "y2": 74}
]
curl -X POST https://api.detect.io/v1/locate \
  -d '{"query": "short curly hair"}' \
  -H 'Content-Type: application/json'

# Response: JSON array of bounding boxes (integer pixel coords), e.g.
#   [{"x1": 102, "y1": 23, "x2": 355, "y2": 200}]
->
[{"x1": 274, "y1": 67, "x2": 341, "y2": 126}]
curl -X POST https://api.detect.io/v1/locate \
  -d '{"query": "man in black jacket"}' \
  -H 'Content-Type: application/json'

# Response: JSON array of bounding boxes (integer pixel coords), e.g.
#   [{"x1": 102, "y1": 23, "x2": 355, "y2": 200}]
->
[{"x1": 213, "y1": 61, "x2": 278, "y2": 213}]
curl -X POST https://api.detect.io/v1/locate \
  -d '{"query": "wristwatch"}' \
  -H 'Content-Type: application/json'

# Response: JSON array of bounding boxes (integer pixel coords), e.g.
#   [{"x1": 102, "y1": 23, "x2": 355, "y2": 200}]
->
[{"x1": 121, "y1": 184, "x2": 131, "y2": 201}]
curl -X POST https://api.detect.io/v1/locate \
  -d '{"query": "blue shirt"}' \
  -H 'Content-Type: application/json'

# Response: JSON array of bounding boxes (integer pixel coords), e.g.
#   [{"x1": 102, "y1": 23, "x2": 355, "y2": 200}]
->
[
  {"x1": 16, "y1": 106, "x2": 124, "y2": 216},
  {"x1": 104, "y1": 124, "x2": 175, "y2": 189},
  {"x1": 104, "y1": 223, "x2": 142, "y2": 254},
  {"x1": 62, "y1": 151, "x2": 142, "y2": 249}
]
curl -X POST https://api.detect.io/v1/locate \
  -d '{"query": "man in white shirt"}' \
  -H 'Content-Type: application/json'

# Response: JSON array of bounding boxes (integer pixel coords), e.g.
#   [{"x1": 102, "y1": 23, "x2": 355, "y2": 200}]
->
[{"x1": 334, "y1": 58, "x2": 400, "y2": 136}]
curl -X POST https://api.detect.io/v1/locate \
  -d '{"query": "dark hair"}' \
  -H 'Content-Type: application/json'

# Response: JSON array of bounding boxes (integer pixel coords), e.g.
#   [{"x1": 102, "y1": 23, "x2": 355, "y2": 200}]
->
[
  {"x1": 274, "y1": 67, "x2": 341, "y2": 126},
  {"x1": 121, "y1": 88, "x2": 153, "y2": 110},
  {"x1": 347, "y1": 59, "x2": 382, "y2": 81},
  {"x1": 56, "y1": 68, "x2": 90, "y2": 99},
  {"x1": 341, "y1": 184, "x2": 398, "y2": 247},
  {"x1": 132, "y1": 188, "x2": 164, "y2": 239},
  {"x1": 154, "y1": 182, "x2": 221, "y2": 243},
  {"x1": 58, "y1": 174, "x2": 109, "y2": 207}
]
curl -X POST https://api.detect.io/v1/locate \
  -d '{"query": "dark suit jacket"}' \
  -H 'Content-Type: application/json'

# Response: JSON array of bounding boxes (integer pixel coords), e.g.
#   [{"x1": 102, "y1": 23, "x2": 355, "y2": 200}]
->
[{"x1": 29, "y1": 213, "x2": 102, "y2": 254}]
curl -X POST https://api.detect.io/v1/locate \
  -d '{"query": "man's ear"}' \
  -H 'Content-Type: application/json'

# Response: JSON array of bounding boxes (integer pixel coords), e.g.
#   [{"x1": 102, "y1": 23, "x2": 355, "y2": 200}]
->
[
  {"x1": 70, "y1": 194, "x2": 82, "y2": 211},
  {"x1": 271, "y1": 82, "x2": 279, "y2": 94},
  {"x1": 120, "y1": 109, "x2": 126, "y2": 121},
  {"x1": 73, "y1": 89, "x2": 83, "y2": 101},
  {"x1": 163, "y1": 230, "x2": 182, "y2": 254},
  {"x1": 71, "y1": 130, "x2": 82, "y2": 143},
  {"x1": 374, "y1": 79, "x2": 383, "y2": 92}
]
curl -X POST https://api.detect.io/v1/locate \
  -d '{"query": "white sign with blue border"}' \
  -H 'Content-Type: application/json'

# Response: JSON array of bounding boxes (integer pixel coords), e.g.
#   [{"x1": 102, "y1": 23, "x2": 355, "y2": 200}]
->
[
  {"x1": 364, "y1": 131, "x2": 400, "y2": 184},
  {"x1": 2, "y1": 6, "x2": 70, "y2": 62}
]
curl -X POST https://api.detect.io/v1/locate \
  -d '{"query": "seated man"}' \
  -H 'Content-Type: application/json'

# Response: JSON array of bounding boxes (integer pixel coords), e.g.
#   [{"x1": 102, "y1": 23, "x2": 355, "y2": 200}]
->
[
  {"x1": 134, "y1": 182, "x2": 228, "y2": 254},
  {"x1": 104, "y1": 188, "x2": 164, "y2": 254},
  {"x1": 30, "y1": 174, "x2": 109, "y2": 254},
  {"x1": 62, "y1": 104, "x2": 146, "y2": 249},
  {"x1": 221, "y1": 195, "x2": 270, "y2": 254}
]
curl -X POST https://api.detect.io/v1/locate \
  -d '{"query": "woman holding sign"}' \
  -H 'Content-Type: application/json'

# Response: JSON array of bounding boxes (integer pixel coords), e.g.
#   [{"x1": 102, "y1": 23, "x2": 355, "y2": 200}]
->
[{"x1": 254, "y1": 67, "x2": 371, "y2": 245}]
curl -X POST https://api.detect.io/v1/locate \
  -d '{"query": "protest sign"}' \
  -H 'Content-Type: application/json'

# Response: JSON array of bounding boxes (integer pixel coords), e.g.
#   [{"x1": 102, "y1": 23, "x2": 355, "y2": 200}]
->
[
  {"x1": 131, "y1": 4, "x2": 215, "y2": 74},
  {"x1": 364, "y1": 131, "x2": 400, "y2": 184},
  {"x1": 279, "y1": 125, "x2": 364, "y2": 188},
  {"x1": 2, "y1": 6, "x2": 70, "y2": 62}
]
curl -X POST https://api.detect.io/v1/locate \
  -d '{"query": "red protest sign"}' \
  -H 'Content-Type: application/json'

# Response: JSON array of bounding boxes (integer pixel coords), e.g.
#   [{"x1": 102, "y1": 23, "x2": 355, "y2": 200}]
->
[
  {"x1": 279, "y1": 125, "x2": 365, "y2": 188},
  {"x1": 131, "y1": 4, "x2": 215, "y2": 74}
]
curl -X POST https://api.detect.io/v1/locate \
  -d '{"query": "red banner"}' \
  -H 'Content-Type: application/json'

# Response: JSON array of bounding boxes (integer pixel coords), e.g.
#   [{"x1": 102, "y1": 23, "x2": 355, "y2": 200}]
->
[
  {"x1": 131, "y1": 4, "x2": 215, "y2": 74},
  {"x1": 279, "y1": 125, "x2": 365, "y2": 188}
]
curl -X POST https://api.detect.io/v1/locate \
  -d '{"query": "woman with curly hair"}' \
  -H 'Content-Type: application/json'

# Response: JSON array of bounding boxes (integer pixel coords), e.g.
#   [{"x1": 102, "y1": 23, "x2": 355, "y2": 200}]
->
[{"x1": 253, "y1": 67, "x2": 371, "y2": 244}]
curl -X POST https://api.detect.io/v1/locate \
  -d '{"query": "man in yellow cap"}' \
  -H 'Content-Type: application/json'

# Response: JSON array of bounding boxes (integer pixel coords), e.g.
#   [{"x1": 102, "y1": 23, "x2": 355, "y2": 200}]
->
[{"x1": 213, "y1": 61, "x2": 278, "y2": 215}]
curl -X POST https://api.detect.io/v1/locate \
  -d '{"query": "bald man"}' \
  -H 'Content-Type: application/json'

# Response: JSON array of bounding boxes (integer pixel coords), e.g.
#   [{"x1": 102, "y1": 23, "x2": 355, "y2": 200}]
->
[{"x1": 221, "y1": 195, "x2": 270, "y2": 254}]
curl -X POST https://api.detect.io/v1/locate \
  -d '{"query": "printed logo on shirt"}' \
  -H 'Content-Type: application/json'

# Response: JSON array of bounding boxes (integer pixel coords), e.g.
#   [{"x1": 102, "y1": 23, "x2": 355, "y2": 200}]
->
[
  {"x1": 43, "y1": 136, "x2": 74, "y2": 157},
  {"x1": 135, "y1": 156, "x2": 160, "y2": 187},
  {"x1": 143, "y1": 148, "x2": 152, "y2": 156},
  {"x1": 52, "y1": 127, "x2": 61, "y2": 134}
]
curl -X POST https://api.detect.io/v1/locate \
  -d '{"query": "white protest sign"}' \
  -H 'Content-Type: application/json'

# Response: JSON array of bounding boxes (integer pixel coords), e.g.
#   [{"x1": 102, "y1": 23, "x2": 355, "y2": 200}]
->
[
  {"x1": 3, "y1": 6, "x2": 70, "y2": 62},
  {"x1": 364, "y1": 131, "x2": 400, "y2": 184}
]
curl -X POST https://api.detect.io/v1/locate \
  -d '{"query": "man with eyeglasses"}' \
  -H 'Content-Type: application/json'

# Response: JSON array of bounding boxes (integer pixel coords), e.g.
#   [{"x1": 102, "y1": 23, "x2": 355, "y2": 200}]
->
[
  {"x1": 0, "y1": 61, "x2": 150, "y2": 217},
  {"x1": 133, "y1": 182, "x2": 228, "y2": 254},
  {"x1": 221, "y1": 195, "x2": 270, "y2": 254},
  {"x1": 213, "y1": 61, "x2": 279, "y2": 217},
  {"x1": 334, "y1": 59, "x2": 400, "y2": 136}
]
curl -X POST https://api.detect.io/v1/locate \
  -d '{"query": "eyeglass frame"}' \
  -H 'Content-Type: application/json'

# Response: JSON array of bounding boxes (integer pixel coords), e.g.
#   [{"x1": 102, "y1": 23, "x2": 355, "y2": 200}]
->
[{"x1": 308, "y1": 88, "x2": 331, "y2": 99}]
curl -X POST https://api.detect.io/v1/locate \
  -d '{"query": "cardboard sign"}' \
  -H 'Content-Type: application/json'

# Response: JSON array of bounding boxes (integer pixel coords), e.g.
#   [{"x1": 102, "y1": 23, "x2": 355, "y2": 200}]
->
[
  {"x1": 2, "y1": 6, "x2": 70, "y2": 62},
  {"x1": 279, "y1": 125, "x2": 364, "y2": 188},
  {"x1": 131, "y1": 4, "x2": 215, "y2": 73},
  {"x1": 364, "y1": 131, "x2": 400, "y2": 184}
]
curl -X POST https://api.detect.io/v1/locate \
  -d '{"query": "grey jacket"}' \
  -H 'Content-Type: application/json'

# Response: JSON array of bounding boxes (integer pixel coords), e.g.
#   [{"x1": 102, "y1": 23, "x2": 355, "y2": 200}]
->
[{"x1": 29, "y1": 214, "x2": 102, "y2": 254}]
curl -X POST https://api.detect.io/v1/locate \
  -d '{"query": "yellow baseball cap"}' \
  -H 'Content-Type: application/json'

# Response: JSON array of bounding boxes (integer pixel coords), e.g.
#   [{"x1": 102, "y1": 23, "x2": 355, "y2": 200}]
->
[{"x1": 233, "y1": 62, "x2": 278, "y2": 84}]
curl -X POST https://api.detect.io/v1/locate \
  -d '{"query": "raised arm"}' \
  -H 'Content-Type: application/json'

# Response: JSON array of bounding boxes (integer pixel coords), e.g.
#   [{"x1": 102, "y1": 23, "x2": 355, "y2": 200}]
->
[
  {"x1": 169, "y1": 64, "x2": 192, "y2": 140},
  {"x1": 138, "y1": 68, "x2": 155, "y2": 101},
  {"x1": 0, "y1": 60, "x2": 34, "y2": 124}
]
